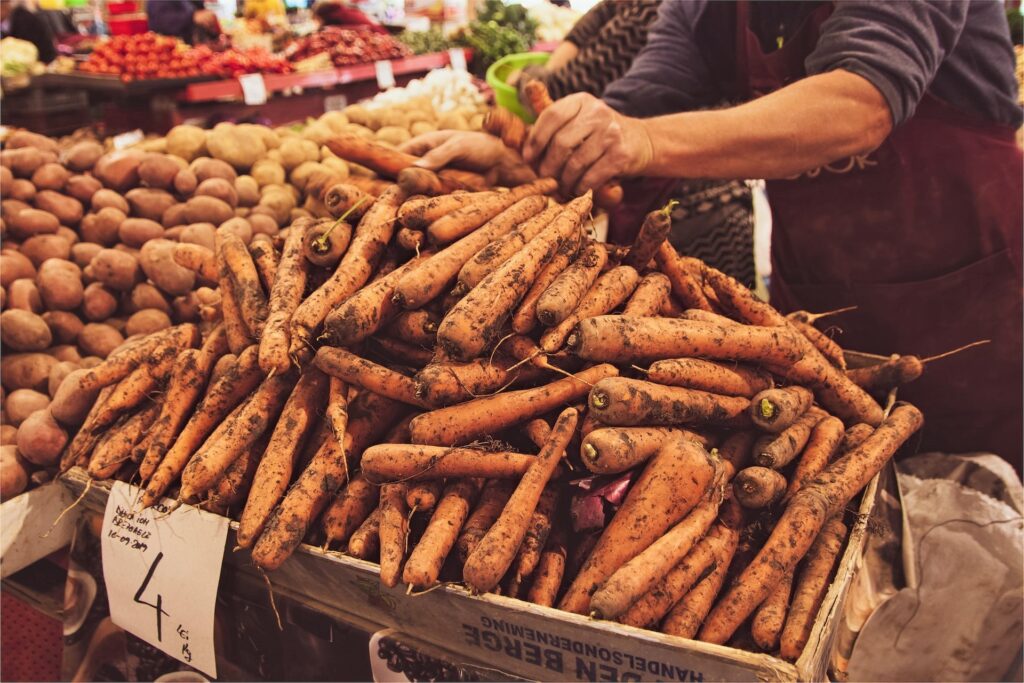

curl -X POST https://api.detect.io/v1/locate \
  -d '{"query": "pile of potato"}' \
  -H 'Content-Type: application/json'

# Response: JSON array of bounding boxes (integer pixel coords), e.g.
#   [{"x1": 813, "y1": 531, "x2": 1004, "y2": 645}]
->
[{"x1": 340, "y1": 97, "x2": 486, "y2": 147}]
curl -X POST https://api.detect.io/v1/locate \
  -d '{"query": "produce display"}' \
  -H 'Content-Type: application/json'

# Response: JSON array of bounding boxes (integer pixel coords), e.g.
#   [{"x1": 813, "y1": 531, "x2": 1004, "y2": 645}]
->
[
  {"x1": 283, "y1": 26, "x2": 412, "y2": 68},
  {"x1": 78, "y1": 33, "x2": 208, "y2": 80},
  {"x1": 0, "y1": 96, "x2": 927, "y2": 664},
  {"x1": 528, "y1": 1, "x2": 581, "y2": 43}
]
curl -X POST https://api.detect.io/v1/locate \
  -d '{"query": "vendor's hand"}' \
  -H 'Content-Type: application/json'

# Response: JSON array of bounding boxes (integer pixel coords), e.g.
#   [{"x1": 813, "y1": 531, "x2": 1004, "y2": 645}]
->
[
  {"x1": 523, "y1": 92, "x2": 653, "y2": 195},
  {"x1": 401, "y1": 130, "x2": 537, "y2": 186}
]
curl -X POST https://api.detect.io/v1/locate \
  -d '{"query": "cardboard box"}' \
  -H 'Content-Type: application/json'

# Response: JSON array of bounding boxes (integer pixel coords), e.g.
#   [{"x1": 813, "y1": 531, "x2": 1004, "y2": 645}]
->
[{"x1": 1, "y1": 482, "x2": 77, "y2": 579}]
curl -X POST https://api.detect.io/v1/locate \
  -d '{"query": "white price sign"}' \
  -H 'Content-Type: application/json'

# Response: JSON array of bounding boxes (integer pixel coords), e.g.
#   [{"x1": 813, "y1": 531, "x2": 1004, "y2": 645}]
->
[
  {"x1": 100, "y1": 482, "x2": 228, "y2": 678},
  {"x1": 375, "y1": 59, "x2": 396, "y2": 90},
  {"x1": 448, "y1": 48, "x2": 467, "y2": 72},
  {"x1": 238, "y1": 73, "x2": 268, "y2": 105}
]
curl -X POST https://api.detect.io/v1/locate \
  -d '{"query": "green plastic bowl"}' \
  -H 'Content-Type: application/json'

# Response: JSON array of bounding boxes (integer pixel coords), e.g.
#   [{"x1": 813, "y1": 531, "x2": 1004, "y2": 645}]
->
[{"x1": 486, "y1": 52, "x2": 550, "y2": 122}]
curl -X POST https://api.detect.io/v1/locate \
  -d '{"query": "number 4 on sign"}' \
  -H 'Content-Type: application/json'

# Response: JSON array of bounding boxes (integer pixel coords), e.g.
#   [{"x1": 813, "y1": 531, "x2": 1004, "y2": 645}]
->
[{"x1": 133, "y1": 551, "x2": 168, "y2": 641}]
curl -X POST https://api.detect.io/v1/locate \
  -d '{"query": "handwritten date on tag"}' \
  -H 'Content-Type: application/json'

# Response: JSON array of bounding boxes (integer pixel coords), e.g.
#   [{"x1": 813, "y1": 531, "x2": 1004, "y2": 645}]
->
[{"x1": 101, "y1": 482, "x2": 228, "y2": 678}]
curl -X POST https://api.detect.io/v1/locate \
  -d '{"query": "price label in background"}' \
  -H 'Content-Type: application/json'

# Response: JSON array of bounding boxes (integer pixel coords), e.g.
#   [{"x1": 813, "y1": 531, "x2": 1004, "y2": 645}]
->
[
  {"x1": 324, "y1": 94, "x2": 348, "y2": 113},
  {"x1": 112, "y1": 129, "x2": 144, "y2": 150},
  {"x1": 375, "y1": 59, "x2": 395, "y2": 90},
  {"x1": 238, "y1": 73, "x2": 268, "y2": 105},
  {"x1": 100, "y1": 482, "x2": 228, "y2": 678},
  {"x1": 447, "y1": 48, "x2": 467, "y2": 72}
]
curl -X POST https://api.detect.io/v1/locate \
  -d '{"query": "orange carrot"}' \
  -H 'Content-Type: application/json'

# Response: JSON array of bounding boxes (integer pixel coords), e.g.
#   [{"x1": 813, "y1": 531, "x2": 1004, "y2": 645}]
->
[
  {"x1": 259, "y1": 220, "x2": 311, "y2": 374},
  {"x1": 324, "y1": 134, "x2": 419, "y2": 178},
  {"x1": 324, "y1": 473, "x2": 379, "y2": 548},
  {"x1": 249, "y1": 235, "x2": 279, "y2": 294},
  {"x1": 750, "y1": 386, "x2": 815, "y2": 433},
  {"x1": 506, "y1": 485, "x2": 559, "y2": 598},
  {"x1": 525, "y1": 517, "x2": 568, "y2": 607},
  {"x1": 385, "y1": 310, "x2": 438, "y2": 346},
  {"x1": 457, "y1": 204, "x2": 562, "y2": 290},
  {"x1": 324, "y1": 183, "x2": 373, "y2": 221},
  {"x1": 539, "y1": 265, "x2": 640, "y2": 353},
  {"x1": 647, "y1": 358, "x2": 773, "y2": 398},
  {"x1": 624, "y1": 202, "x2": 675, "y2": 270},
  {"x1": 398, "y1": 192, "x2": 492, "y2": 230},
  {"x1": 347, "y1": 507, "x2": 381, "y2": 559},
  {"x1": 343, "y1": 390, "x2": 412, "y2": 463},
  {"x1": 580, "y1": 426, "x2": 711, "y2": 474},
  {"x1": 396, "y1": 227, "x2": 424, "y2": 252},
  {"x1": 313, "y1": 347, "x2": 425, "y2": 408},
  {"x1": 90, "y1": 353, "x2": 175, "y2": 433},
  {"x1": 717, "y1": 430, "x2": 756, "y2": 479},
  {"x1": 220, "y1": 231, "x2": 268, "y2": 335},
  {"x1": 206, "y1": 432, "x2": 268, "y2": 515},
  {"x1": 403, "y1": 478, "x2": 483, "y2": 588},
  {"x1": 427, "y1": 178, "x2": 557, "y2": 244},
  {"x1": 217, "y1": 246, "x2": 254, "y2": 354},
  {"x1": 379, "y1": 482, "x2": 409, "y2": 587},
  {"x1": 510, "y1": 225, "x2": 582, "y2": 335},
  {"x1": 588, "y1": 377, "x2": 749, "y2": 427},
  {"x1": 536, "y1": 240, "x2": 608, "y2": 326},
  {"x1": 789, "y1": 318, "x2": 846, "y2": 370},
  {"x1": 523, "y1": 418, "x2": 552, "y2": 449},
  {"x1": 369, "y1": 337, "x2": 434, "y2": 368},
  {"x1": 456, "y1": 480, "x2": 515, "y2": 563},
  {"x1": 173, "y1": 243, "x2": 218, "y2": 282},
  {"x1": 87, "y1": 402, "x2": 160, "y2": 479},
  {"x1": 654, "y1": 242, "x2": 712, "y2": 311},
  {"x1": 406, "y1": 480, "x2": 443, "y2": 512},
  {"x1": 733, "y1": 467, "x2": 788, "y2": 508},
  {"x1": 622, "y1": 272, "x2": 672, "y2": 317},
  {"x1": 302, "y1": 217, "x2": 353, "y2": 268},
  {"x1": 484, "y1": 106, "x2": 528, "y2": 150},
  {"x1": 751, "y1": 570, "x2": 795, "y2": 651},
  {"x1": 846, "y1": 355, "x2": 924, "y2": 391},
  {"x1": 361, "y1": 444, "x2": 535, "y2": 483},
  {"x1": 754, "y1": 408, "x2": 826, "y2": 469},
  {"x1": 662, "y1": 526, "x2": 740, "y2": 638},
  {"x1": 785, "y1": 416, "x2": 846, "y2": 499}
]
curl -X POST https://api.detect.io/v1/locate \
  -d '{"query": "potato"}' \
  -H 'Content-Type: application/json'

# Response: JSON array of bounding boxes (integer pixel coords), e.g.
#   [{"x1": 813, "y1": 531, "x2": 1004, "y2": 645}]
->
[
  {"x1": 342, "y1": 104, "x2": 370, "y2": 127},
  {"x1": 47, "y1": 361, "x2": 77, "y2": 399},
  {"x1": 31, "y1": 162, "x2": 70, "y2": 191},
  {"x1": 105, "y1": 316, "x2": 126, "y2": 334},
  {"x1": 234, "y1": 175, "x2": 260, "y2": 207},
  {"x1": 8, "y1": 208, "x2": 59, "y2": 238},
  {"x1": 320, "y1": 156, "x2": 350, "y2": 179},
  {"x1": 0, "y1": 250, "x2": 36, "y2": 289},
  {"x1": 47, "y1": 344, "x2": 82, "y2": 363},
  {"x1": 7, "y1": 130, "x2": 59, "y2": 153},
  {"x1": 42, "y1": 311, "x2": 84, "y2": 344},
  {"x1": 248, "y1": 213, "x2": 279, "y2": 237},
  {"x1": 0, "y1": 286, "x2": 5, "y2": 310},
  {"x1": 139, "y1": 239, "x2": 195, "y2": 295},
  {"x1": 319, "y1": 110, "x2": 349, "y2": 133},
  {"x1": 195, "y1": 176, "x2": 238, "y2": 208},
  {"x1": 79, "y1": 207, "x2": 123, "y2": 247},
  {"x1": 217, "y1": 217, "x2": 252, "y2": 244},
  {"x1": 189, "y1": 157, "x2": 237, "y2": 184},
  {"x1": 94, "y1": 150, "x2": 144, "y2": 191},
  {"x1": 118, "y1": 217, "x2": 164, "y2": 247},
  {"x1": 57, "y1": 226, "x2": 79, "y2": 246},
  {"x1": 301, "y1": 121, "x2": 334, "y2": 146},
  {"x1": 81, "y1": 282, "x2": 118, "y2": 321},
  {"x1": 16, "y1": 408, "x2": 66, "y2": 466},
  {"x1": 437, "y1": 112, "x2": 470, "y2": 131},
  {"x1": 2, "y1": 198, "x2": 31, "y2": 220},
  {"x1": 0, "y1": 446, "x2": 29, "y2": 500},
  {"x1": 162, "y1": 202, "x2": 188, "y2": 228},
  {"x1": 46, "y1": 366, "x2": 97, "y2": 425},
  {"x1": 7, "y1": 279, "x2": 42, "y2": 313},
  {"x1": 34, "y1": 189, "x2": 84, "y2": 226},
  {"x1": 5, "y1": 389, "x2": 49, "y2": 426},
  {"x1": 78, "y1": 323, "x2": 123, "y2": 358},
  {"x1": 239, "y1": 123, "x2": 280, "y2": 150},
  {"x1": 234, "y1": 206, "x2": 249, "y2": 218},
  {"x1": 125, "y1": 308, "x2": 172, "y2": 336},
  {"x1": 0, "y1": 165, "x2": 11, "y2": 188},
  {"x1": 179, "y1": 222, "x2": 216, "y2": 250},
  {"x1": 127, "y1": 283, "x2": 170, "y2": 314},
  {"x1": 171, "y1": 291, "x2": 201, "y2": 322},
  {"x1": 251, "y1": 158, "x2": 286, "y2": 186},
  {"x1": 376, "y1": 126, "x2": 412, "y2": 146},
  {"x1": 90, "y1": 188, "x2": 129, "y2": 214},
  {"x1": 125, "y1": 188, "x2": 175, "y2": 223},
  {"x1": 166, "y1": 124, "x2": 207, "y2": 161},
  {"x1": 289, "y1": 161, "x2": 325, "y2": 192},
  {"x1": 1, "y1": 353, "x2": 58, "y2": 392},
  {"x1": 8, "y1": 178, "x2": 36, "y2": 201},
  {"x1": 290, "y1": 208, "x2": 313, "y2": 222},
  {"x1": 173, "y1": 168, "x2": 198, "y2": 196},
  {"x1": 70, "y1": 242, "x2": 103, "y2": 269},
  {"x1": 207, "y1": 125, "x2": 267, "y2": 170},
  {"x1": 89, "y1": 248, "x2": 142, "y2": 291},
  {"x1": 183, "y1": 195, "x2": 234, "y2": 226},
  {"x1": 277, "y1": 138, "x2": 307, "y2": 171},
  {"x1": 63, "y1": 140, "x2": 105, "y2": 172},
  {"x1": 0, "y1": 425, "x2": 16, "y2": 445},
  {"x1": 0, "y1": 309, "x2": 51, "y2": 351},
  {"x1": 65, "y1": 175, "x2": 101, "y2": 204},
  {"x1": 138, "y1": 153, "x2": 182, "y2": 189},
  {"x1": 20, "y1": 234, "x2": 70, "y2": 268},
  {"x1": 257, "y1": 190, "x2": 295, "y2": 225},
  {"x1": 1, "y1": 147, "x2": 50, "y2": 177},
  {"x1": 36, "y1": 258, "x2": 84, "y2": 311}
]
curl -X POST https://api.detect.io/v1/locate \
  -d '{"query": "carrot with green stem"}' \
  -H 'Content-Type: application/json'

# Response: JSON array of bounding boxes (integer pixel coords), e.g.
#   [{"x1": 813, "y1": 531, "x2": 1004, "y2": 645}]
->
[
  {"x1": 539, "y1": 265, "x2": 640, "y2": 353},
  {"x1": 456, "y1": 479, "x2": 515, "y2": 563},
  {"x1": 622, "y1": 272, "x2": 672, "y2": 317},
  {"x1": 536, "y1": 240, "x2": 608, "y2": 326},
  {"x1": 403, "y1": 478, "x2": 483, "y2": 588},
  {"x1": 303, "y1": 217, "x2": 353, "y2": 268},
  {"x1": 379, "y1": 482, "x2": 410, "y2": 587},
  {"x1": 559, "y1": 434, "x2": 717, "y2": 614},
  {"x1": 580, "y1": 427, "x2": 712, "y2": 475},
  {"x1": 427, "y1": 178, "x2": 558, "y2": 245},
  {"x1": 699, "y1": 403, "x2": 923, "y2": 645},
  {"x1": 457, "y1": 204, "x2": 562, "y2": 290},
  {"x1": 347, "y1": 508, "x2": 381, "y2": 559},
  {"x1": 646, "y1": 358, "x2": 773, "y2": 398},
  {"x1": 750, "y1": 386, "x2": 815, "y2": 433},
  {"x1": 588, "y1": 377, "x2": 750, "y2": 427},
  {"x1": 324, "y1": 183, "x2": 373, "y2": 221},
  {"x1": 410, "y1": 363, "x2": 617, "y2": 446},
  {"x1": 314, "y1": 347, "x2": 426, "y2": 408},
  {"x1": 510, "y1": 225, "x2": 582, "y2": 335},
  {"x1": 624, "y1": 201, "x2": 676, "y2": 269},
  {"x1": 464, "y1": 407, "x2": 577, "y2": 593},
  {"x1": 755, "y1": 408, "x2": 826, "y2": 469},
  {"x1": 361, "y1": 444, "x2": 536, "y2": 483}
]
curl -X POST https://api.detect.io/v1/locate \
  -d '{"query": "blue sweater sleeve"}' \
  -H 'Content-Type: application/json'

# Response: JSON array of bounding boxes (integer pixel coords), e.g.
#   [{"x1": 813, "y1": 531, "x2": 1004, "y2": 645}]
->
[{"x1": 602, "y1": 0, "x2": 721, "y2": 117}]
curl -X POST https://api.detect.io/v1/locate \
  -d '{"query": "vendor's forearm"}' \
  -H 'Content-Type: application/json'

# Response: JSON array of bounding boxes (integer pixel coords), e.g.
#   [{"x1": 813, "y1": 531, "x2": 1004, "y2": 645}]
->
[
  {"x1": 641, "y1": 70, "x2": 893, "y2": 180},
  {"x1": 546, "y1": 42, "x2": 579, "y2": 72}
]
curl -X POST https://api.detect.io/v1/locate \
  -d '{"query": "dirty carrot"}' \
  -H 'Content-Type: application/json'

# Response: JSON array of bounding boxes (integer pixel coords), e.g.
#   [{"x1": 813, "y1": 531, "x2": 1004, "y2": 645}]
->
[
  {"x1": 427, "y1": 178, "x2": 557, "y2": 244},
  {"x1": 536, "y1": 240, "x2": 608, "y2": 326},
  {"x1": 733, "y1": 467, "x2": 788, "y2": 508},
  {"x1": 654, "y1": 242, "x2": 712, "y2": 311},
  {"x1": 580, "y1": 427, "x2": 711, "y2": 475},
  {"x1": 347, "y1": 508, "x2": 381, "y2": 560},
  {"x1": 385, "y1": 310, "x2": 438, "y2": 346},
  {"x1": 622, "y1": 272, "x2": 672, "y2": 317},
  {"x1": 314, "y1": 347, "x2": 425, "y2": 408},
  {"x1": 324, "y1": 183, "x2": 373, "y2": 221},
  {"x1": 456, "y1": 480, "x2": 515, "y2": 563},
  {"x1": 749, "y1": 386, "x2": 815, "y2": 433},
  {"x1": 624, "y1": 202, "x2": 676, "y2": 269},
  {"x1": 90, "y1": 353, "x2": 174, "y2": 433},
  {"x1": 378, "y1": 483, "x2": 409, "y2": 587},
  {"x1": 360, "y1": 444, "x2": 535, "y2": 483},
  {"x1": 398, "y1": 192, "x2": 492, "y2": 230},
  {"x1": 220, "y1": 231, "x2": 268, "y2": 335},
  {"x1": 406, "y1": 480, "x2": 443, "y2": 512},
  {"x1": 525, "y1": 517, "x2": 569, "y2": 607},
  {"x1": 249, "y1": 235, "x2": 279, "y2": 294},
  {"x1": 751, "y1": 571, "x2": 794, "y2": 651},
  {"x1": 846, "y1": 354, "x2": 924, "y2": 391},
  {"x1": 588, "y1": 377, "x2": 750, "y2": 427},
  {"x1": 647, "y1": 358, "x2": 773, "y2": 398},
  {"x1": 785, "y1": 416, "x2": 845, "y2": 499},
  {"x1": 218, "y1": 246, "x2": 254, "y2": 354},
  {"x1": 325, "y1": 133, "x2": 420, "y2": 178},
  {"x1": 662, "y1": 529, "x2": 739, "y2": 638},
  {"x1": 303, "y1": 217, "x2": 353, "y2": 268},
  {"x1": 324, "y1": 473, "x2": 380, "y2": 548},
  {"x1": 754, "y1": 408, "x2": 826, "y2": 469},
  {"x1": 258, "y1": 219, "x2": 310, "y2": 374},
  {"x1": 789, "y1": 318, "x2": 846, "y2": 369},
  {"x1": 458, "y1": 204, "x2": 562, "y2": 290},
  {"x1": 396, "y1": 227, "x2": 424, "y2": 252},
  {"x1": 524, "y1": 419, "x2": 552, "y2": 449},
  {"x1": 88, "y1": 403, "x2": 160, "y2": 479},
  {"x1": 539, "y1": 265, "x2": 640, "y2": 353},
  {"x1": 511, "y1": 225, "x2": 582, "y2": 335},
  {"x1": 206, "y1": 432, "x2": 267, "y2": 515},
  {"x1": 403, "y1": 478, "x2": 483, "y2": 588},
  {"x1": 342, "y1": 390, "x2": 412, "y2": 464},
  {"x1": 717, "y1": 430, "x2": 756, "y2": 479},
  {"x1": 507, "y1": 485, "x2": 559, "y2": 598}
]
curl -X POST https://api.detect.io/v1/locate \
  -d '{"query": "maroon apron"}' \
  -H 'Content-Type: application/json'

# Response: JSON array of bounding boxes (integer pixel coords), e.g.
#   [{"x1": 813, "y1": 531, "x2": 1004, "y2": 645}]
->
[{"x1": 737, "y1": 1, "x2": 1023, "y2": 464}]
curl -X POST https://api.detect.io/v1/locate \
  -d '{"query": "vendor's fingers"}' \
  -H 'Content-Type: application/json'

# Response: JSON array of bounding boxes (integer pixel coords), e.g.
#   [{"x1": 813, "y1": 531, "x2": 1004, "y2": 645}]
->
[
  {"x1": 400, "y1": 129, "x2": 458, "y2": 156},
  {"x1": 537, "y1": 119, "x2": 594, "y2": 181},
  {"x1": 523, "y1": 93, "x2": 587, "y2": 164},
  {"x1": 497, "y1": 161, "x2": 539, "y2": 187},
  {"x1": 561, "y1": 131, "x2": 607, "y2": 194},
  {"x1": 413, "y1": 139, "x2": 466, "y2": 171}
]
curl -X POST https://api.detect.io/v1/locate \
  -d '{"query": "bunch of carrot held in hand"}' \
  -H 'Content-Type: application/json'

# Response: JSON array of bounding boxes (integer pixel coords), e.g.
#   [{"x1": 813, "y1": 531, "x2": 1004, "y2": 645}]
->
[{"x1": 52, "y1": 149, "x2": 928, "y2": 662}]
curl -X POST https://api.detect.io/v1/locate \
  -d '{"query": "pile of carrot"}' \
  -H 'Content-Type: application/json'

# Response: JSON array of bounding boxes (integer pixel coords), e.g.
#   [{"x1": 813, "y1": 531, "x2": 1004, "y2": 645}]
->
[{"x1": 56, "y1": 169, "x2": 925, "y2": 661}]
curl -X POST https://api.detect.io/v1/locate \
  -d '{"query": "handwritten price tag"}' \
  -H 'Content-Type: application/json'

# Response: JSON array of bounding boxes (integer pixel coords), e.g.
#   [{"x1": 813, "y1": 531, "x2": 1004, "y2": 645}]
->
[
  {"x1": 238, "y1": 73, "x2": 268, "y2": 105},
  {"x1": 375, "y1": 59, "x2": 396, "y2": 90},
  {"x1": 101, "y1": 482, "x2": 228, "y2": 678},
  {"x1": 448, "y1": 48, "x2": 467, "y2": 72}
]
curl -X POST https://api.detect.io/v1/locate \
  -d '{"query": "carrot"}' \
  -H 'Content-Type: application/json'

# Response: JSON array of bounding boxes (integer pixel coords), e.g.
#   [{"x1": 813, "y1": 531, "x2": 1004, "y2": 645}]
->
[
  {"x1": 751, "y1": 570, "x2": 795, "y2": 650},
  {"x1": 699, "y1": 403, "x2": 923, "y2": 644},
  {"x1": 754, "y1": 408, "x2": 826, "y2": 469},
  {"x1": 733, "y1": 467, "x2": 788, "y2": 508},
  {"x1": 749, "y1": 386, "x2": 815, "y2": 433},
  {"x1": 361, "y1": 444, "x2": 535, "y2": 483},
  {"x1": 539, "y1": 265, "x2": 640, "y2": 353},
  {"x1": 178, "y1": 371, "x2": 296, "y2": 502},
  {"x1": 456, "y1": 479, "x2": 515, "y2": 563},
  {"x1": 313, "y1": 347, "x2": 425, "y2": 408},
  {"x1": 646, "y1": 358, "x2": 773, "y2": 398},
  {"x1": 173, "y1": 243, "x2": 218, "y2": 282},
  {"x1": 396, "y1": 227, "x2": 424, "y2": 252},
  {"x1": 237, "y1": 369, "x2": 329, "y2": 548},
  {"x1": 379, "y1": 482, "x2": 410, "y2": 587},
  {"x1": 409, "y1": 363, "x2": 617, "y2": 446},
  {"x1": 559, "y1": 434, "x2": 717, "y2": 614},
  {"x1": 717, "y1": 430, "x2": 756, "y2": 479},
  {"x1": 463, "y1": 407, "x2": 577, "y2": 592},
  {"x1": 220, "y1": 231, "x2": 268, "y2": 335},
  {"x1": 324, "y1": 473, "x2": 380, "y2": 547},
  {"x1": 209, "y1": 353, "x2": 236, "y2": 384},
  {"x1": 290, "y1": 185, "x2": 406, "y2": 357},
  {"x1": 524, "y1": 419, "x2": 552, "y2": 449},
  {"x1": 323, "y1": 251, "x2": 430, "y2": 346},
  {"x1": 406, "y1": 480, "x2": 444, "y2": 512},
  {"x1": 622, "y1": 273, "x2": 672, "y2": 317},
  {"x1": 249, "y1": 235, "x2": 279, "y2": 294},
  {"x1": 580, "y1": 427, "x2": 711, "y2": 475},
  {"x1": 526, "y1": 516, "x2": 568, "y2": 607},
  {"x1": 661, "y1": 295, "x2": 686, "y2": 317},
  {"x1": 700, "y1": 262, "x2": 787, "y2": 327},
  {"x1": 347, "y1": 508, "x2": 381, "y2": 559},
  {"x1": 325, "y1": 134, "x2": 420, "y2": 178},
  {"x1": 88, "y1": 403, "x2": 160, "y2": 479},
  {"x1": 484, "y1": 106, "x2": 528, "y2": 150},
  {"x1": 439, "y1": 168, "x2": 490, "y2": 192},
  {"x1": 427, "y1": 178, "x2": 557, "y2": 244},
  {"x1": 846, "y1": 354, "x2": 924, "y2": 391},
  {"x1": 217, "y1": 247, "x2": 254, "y2": 354},
  {"x1": 385, "y1": 310, "x2": 438, "y2": 346},
  {"x1": 510, "y1": 225, "x2": 582, "y2": 335},
  {"x1": 624, "y1": 202, "x2": 675, "y2": 269},
  {"x1": 434, "y1": 195, "x2": 582, "y2": 360},
  {"x1": 457, "y1": 204, "x2": 562, "y2": 290},
  {"x1": 654, "y1": 242, "x2": 712, "y2": 311},
  {"x1": 662, "y1": 527, "x2": 740, "y2": 638},
  {"x1": 397, "y1": 167, "x2": 447, "y2": 196},
  {"x1": 536, "y1": 240, "x2": 608, "y2": 326},
  {"x1": 324, "y1": 183, "x2": 373, "y2": 221},
  {"x1": 206, "y1": 433, "x2": 266, "y2": 515},
  {"x1": 590, "y1": 495, "x2": 721, "y2": 620},
  {"x1": 326, "y1": 376, "x2": 350, "y2": 448},
  {"x1": 393, "y1": 196, "x2": 546, "y2": 310},
  {"x1": 678, "y1": 309, "x2": 741, "y2": 326},
  {"x1": 403, "y1": 478, "x2": 483, "y2": 588},
  {"x1": 90, "y1": 353, "x2": 175, "y2": 433},
  {"x1": 778, "y1": 517, "x2": 847, "y2": 660},
  {"x1": 588, "y1": 377, "x2": 749, "y2": 427},
  {"x1": 507, "y1": 485, "x2": 559, "y2": 598},
  {"x1": 141, "y1": 345, "x2": 262, "y2": 507},
  {"x1": 398, "y1": 192, "x2": 491, "y2": 230},
  {"x1": 302, "y1": 217, "x2": 353, "y2": 268},
  {"x1": 789, "y1": 318, "x2": 846, "y2": 370},
  {"x1": 369, "y1": 337, "x2": 434, "y2": 368},
  {"x1": 343, "y1": 390, "x2": 412, "y2": 463},
  {"x1": 785, "y1": 416, "x2": 845, "y2": 499}
]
